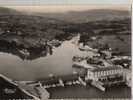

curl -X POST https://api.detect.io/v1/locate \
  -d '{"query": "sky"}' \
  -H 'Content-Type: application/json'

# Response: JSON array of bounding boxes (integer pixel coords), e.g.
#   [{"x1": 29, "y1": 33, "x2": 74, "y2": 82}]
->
[
  {"x1": 0, "y1": 0, "x2": 131, "y2": 13},
  {"x1": 0, "y1": 0, "x2": 131, "y2": 5},
  {"x1": 5, "y1": 5, "x2": 131, "y2": 13}
]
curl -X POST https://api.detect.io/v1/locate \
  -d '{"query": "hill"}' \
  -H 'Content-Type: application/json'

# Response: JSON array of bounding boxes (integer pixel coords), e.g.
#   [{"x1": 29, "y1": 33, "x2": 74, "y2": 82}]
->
[
  {"x1": 0, "y1": 7, "x2": 20, "y2": 15},
  {"x1": 37, "y1": 9, "x2": 130, "y2": 23}
]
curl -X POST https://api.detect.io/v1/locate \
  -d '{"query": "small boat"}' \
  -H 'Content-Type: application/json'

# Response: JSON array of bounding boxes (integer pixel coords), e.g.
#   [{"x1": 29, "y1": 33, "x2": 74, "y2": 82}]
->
[
  {"x1": 79, "y1": 45, "x2": 98, "y2": 53},
  {"x1": 19, "y1": 49, "x2": 30, "y2": 56}
]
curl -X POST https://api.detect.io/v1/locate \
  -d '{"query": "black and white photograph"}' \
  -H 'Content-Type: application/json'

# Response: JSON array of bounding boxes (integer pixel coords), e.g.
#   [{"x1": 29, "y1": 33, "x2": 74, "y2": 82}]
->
[{"x1": 0, "y1": 0, "x2": 131, "y2": 100}]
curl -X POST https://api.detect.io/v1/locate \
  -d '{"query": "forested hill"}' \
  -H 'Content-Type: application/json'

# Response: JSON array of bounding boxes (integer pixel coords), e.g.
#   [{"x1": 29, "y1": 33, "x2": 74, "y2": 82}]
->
[{"x1": 36, "y1": 9, "x2": 130, "y2": 23}]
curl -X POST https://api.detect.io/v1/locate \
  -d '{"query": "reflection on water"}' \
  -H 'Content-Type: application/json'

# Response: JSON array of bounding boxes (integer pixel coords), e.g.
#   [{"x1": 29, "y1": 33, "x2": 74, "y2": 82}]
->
[
  {"x1": 0, "y1": 36, "x2": 93, "y2": 80},
  {"x1": 47, "y1": 85, "x2": 131, "y2": 98},
  {"x1": 0, "y1": 39, "x2": 53, "y2": 60}
]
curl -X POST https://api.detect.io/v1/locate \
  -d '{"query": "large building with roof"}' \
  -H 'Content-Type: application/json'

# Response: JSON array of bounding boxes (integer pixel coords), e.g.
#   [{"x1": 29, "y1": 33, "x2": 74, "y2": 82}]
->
[{"x1": 86, "y1": 65, "x2": 124, "y2": 83}]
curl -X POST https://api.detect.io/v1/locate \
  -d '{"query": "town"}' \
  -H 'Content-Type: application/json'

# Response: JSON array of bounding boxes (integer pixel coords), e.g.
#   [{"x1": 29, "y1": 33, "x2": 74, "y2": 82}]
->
[
  {"x1": 0, "y1": 6, "x2": 131, "y2": 100},
  {"x1": 0, "y1": 35, "x2": 131, "y2": 99}
]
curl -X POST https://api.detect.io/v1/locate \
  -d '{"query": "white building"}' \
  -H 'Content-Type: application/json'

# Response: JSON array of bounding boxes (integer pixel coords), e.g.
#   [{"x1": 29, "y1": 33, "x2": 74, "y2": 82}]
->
[{"x1": 86, "y1": 66, "x2": 123, "y2": 81}]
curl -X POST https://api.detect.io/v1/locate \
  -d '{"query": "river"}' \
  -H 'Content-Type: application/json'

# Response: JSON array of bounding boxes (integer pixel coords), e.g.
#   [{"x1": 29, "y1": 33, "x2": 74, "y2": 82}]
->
[{"x1": 0, "y1": 35, "x2": 131, "y2": 98}]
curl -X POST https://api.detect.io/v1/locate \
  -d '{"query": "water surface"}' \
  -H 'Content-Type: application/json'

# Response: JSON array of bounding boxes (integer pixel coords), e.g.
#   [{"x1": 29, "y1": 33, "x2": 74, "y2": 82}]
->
[
  {"x1": 0, "y1": 36, "x2": 93, "y2": 80},
  {"x1": 0, "y1": 35, "x2": 131, "y2": 98}
]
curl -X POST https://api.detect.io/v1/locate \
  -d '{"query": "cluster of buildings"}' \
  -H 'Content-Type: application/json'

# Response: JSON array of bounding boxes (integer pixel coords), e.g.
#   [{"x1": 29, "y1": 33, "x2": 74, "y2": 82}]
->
[
  {"x1": 0, "y1": 35, "x2": 131, "y2": 99},
  {"x1": 72, "y1": 47, "x2": 131, "y2": 91}
]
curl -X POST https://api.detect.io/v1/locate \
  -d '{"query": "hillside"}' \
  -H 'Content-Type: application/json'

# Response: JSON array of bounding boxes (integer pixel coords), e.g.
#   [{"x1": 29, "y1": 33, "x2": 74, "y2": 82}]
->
[
  {"x1": 0, "y1": 7, "x2": 131, "y2": 60},
  {"x1": 37, "y1": 9, "x2": 130, "y2": 23},
  {"x1": 0, "y1": 7, "x2": 20, "y2": 15}
]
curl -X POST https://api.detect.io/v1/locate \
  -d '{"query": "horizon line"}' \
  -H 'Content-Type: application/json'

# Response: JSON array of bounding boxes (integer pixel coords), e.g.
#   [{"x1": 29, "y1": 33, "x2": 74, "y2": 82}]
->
[{"x1": 3, "y1": 5, "x2": 131, "y2": 13}]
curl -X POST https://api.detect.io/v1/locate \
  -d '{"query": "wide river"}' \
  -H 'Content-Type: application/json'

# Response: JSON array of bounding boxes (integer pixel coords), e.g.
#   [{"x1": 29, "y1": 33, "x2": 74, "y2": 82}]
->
[{"x1": 0, "y1": 36, "x2": 131, "y2": 98}]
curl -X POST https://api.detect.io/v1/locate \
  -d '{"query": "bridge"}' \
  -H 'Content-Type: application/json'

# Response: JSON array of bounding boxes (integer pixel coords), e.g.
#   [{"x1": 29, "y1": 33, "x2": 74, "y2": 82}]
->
[{"x1": 26, "y1": 74, "x2": 86, "y2": 89}]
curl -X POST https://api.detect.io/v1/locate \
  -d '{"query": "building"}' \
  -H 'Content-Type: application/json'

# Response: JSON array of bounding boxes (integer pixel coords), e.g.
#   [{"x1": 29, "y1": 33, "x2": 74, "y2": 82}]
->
[{"x1": 86, "y1": 66, "x2": 124, "y2": 82}]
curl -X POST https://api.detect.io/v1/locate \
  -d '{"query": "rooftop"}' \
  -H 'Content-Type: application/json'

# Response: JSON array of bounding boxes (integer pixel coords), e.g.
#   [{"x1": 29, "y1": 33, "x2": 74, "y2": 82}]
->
[{"x1": 90, "y1": 65, "x2": 123, "y2": 72}]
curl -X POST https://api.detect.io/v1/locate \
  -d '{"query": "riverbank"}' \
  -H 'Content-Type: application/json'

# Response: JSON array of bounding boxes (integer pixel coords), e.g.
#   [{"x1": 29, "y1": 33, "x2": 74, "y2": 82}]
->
[
  {"x1": 0, "y1": 6, "x2": 131, "y2": 99},
  {"x1": 0, "y1": 73, "x2": 131, "y2": 99}
]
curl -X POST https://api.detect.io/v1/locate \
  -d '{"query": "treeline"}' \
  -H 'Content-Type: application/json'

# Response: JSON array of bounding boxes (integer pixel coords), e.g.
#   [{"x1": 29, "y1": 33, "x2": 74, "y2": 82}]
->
[{"x1": 0, "y1": 14, "x2": 131, "y2": 41}]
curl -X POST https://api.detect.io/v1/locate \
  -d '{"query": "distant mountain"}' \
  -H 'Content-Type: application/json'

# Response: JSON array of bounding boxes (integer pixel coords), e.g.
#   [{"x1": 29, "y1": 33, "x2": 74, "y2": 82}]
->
[
  {"x1": 0, "y1": 7, "x2": 20, "y2": 15},
  {"x1": 36, "y1": 9, "x2": 130, "y2": 23},
  {"x1": 0, "y1": 7, "x2": 72, "y2": 40},
  {"x1": 0, "y1": 7, "x2": 130, "y2": 23},
  {"x1": 0, "y1": 7, "x2": 71, "y2": 25},
  {"x1": 0, "y1": 7, "x2": 131, "y2": 60}
]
